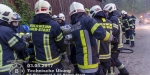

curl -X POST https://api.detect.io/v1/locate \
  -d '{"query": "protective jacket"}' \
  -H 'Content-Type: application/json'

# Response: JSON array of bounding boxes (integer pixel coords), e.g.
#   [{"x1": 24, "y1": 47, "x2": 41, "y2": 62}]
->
[
  {"x1": 11, "y1": 25, "x2": 30, "y2": 60},
  {"x1": 122, "y1": 14, "x2": 134, "y2": 31},
  {"x1": 30, "y1": 14, "x2": 66, "y2": 65},
  {"x1": 131, "y1": 15, "x2": 136, "y2": 29},
  {"x1": 109, "y1": 10, "x2": 123, "y2": 49},
  {"x1": 131, "y1": 15, "x2": 136, "y2": 24},
  {"x1": 0, "y1": 21, "x2": 28, "y2": 73},
  {"x1": 94, "y1": 11, "x2": 119, "y2": 61},
  {"x1": 70, "y1": 13, "x2": 111, "y2": 73}
]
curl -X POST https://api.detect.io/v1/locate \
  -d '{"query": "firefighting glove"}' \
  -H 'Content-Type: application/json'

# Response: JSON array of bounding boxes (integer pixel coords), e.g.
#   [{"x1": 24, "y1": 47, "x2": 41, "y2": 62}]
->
[
  {"x1": 60, "y1": 24, "x2": 71, "y2": 34},
  {"x1": 65, "y1": 34, "x2": 73, "y2": 41},
  {"x1": 22, "y1": 33, "x2": 31, "y2": 42}
]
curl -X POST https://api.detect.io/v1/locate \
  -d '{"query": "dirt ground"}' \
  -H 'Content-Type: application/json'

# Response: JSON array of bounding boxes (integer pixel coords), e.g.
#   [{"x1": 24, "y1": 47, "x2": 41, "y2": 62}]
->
[
  {"x1": 62, "y1": 20, "x2": 150, "y2": 75},
  {"x1": 116, "y1": 21, "x2": 150, "y2": 75}
]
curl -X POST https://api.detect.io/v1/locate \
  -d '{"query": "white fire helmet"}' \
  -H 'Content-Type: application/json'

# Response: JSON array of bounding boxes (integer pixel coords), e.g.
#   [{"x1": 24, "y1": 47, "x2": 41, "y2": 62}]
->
[
  {"x1": 52, "y1": 15, "x2": 57, "y2": 19},
  {"x1": 89, "y1": 5, "x2": 103, "y2": 17},
  {"x1": 103, "y1": 3, "x2": 117, "y2": 13},
  {"x1": 0, "y1": 4, "x2": 14, "y2": 23},
  {"x1": 121, "y1": 10, "x2": 127, "y2": 15},
  {"x1": 34, "y1": 0, "x2": 52, "y2": 14},
  {"x1": 69, "y1": 2, "x2": 85, "y2": 16},
  {"x1": 57, "y1": 13, "x2": 65, "y2": 21}
]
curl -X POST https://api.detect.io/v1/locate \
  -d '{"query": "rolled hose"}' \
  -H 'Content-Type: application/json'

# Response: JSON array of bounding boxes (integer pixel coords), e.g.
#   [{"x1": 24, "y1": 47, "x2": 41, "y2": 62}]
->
[{"x1": 119, "y1": 48, "x2": 134, "y2": 54}]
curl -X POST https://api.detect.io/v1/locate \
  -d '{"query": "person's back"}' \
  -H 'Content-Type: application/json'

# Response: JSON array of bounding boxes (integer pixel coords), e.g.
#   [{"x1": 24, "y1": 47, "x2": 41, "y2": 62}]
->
[
  {"x1": 30, "y1": 14, "x2": 64, "y2": 63},
  {"x1": 108, "y1": 10, "x2": 123, "y2": 49},
  {"x1": 69, "y1": 2, "x2": 114, "y2": 74},
  {"x1": 29, "y1": 0, "x2": 67, "y2": 74},
  {"x1": 89, "y1": 5, "x2": 119, "y2": 75}
]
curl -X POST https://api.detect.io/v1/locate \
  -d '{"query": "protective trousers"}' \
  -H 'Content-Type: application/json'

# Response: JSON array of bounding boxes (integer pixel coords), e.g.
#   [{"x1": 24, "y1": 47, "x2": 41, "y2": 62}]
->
[
  {"x1": 108, "y1": 51, "x2": 129, "y2": 75},
  {"x1": 99, "y1": 60, "x2": 111, "y2": 75},
  {"x1": 125, "y1": 30, "x2": 134, "y2": 46}
]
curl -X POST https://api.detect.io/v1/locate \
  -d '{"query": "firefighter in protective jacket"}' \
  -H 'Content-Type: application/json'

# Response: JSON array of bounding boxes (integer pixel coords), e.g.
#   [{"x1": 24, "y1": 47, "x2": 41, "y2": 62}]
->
[
  {"x1": 89, "y1": 5, "x2": 119, "y2": 75},
  {"x1": 104, "y1": 3, "x2": 129, "y2": 75},
  {"x1": 69, "y1": 2, "x2": 114, "y2": 74},
  {"x1": 29, "y1": 0, "x2": 68, "y2": 74},
  {"x1": 10, "y1": 12, "x2": 31, "y2": 61},
  {"x1": 0, "y1": 4, "x2": 29, "y2": 75},
  {"x1": 121, "y1": 10, "x2": 135, "y2": 47}
]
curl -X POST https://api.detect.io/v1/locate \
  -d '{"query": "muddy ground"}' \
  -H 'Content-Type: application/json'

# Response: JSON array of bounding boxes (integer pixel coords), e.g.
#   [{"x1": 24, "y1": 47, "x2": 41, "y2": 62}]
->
[{"x1": 62, "y1": 20, "x2": 150, "y2": 75}]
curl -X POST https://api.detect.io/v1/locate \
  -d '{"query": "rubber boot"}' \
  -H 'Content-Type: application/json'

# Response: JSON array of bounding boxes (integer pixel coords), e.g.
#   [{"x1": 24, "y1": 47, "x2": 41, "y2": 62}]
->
[
  {"x1": 130, "y1": 41, "x2": 134, "y2": 47},
  {"x1": 124, "y1": 40, "x2": 129, "y2": 44},
  {"x1": 118, "y1": 68, "x2": 129, "y2": 75}
]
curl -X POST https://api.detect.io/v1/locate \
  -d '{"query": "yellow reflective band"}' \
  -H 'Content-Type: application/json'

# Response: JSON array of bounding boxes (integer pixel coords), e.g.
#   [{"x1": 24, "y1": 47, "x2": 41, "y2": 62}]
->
[
  {"x1": 16, "y1": 33, "x2": 21, "y2": 38},
  {"x1": 99, "y1": 56, "x2": 110, "y2": 59},
  {"x1": 103, "y1": 31, "x2": 110, "y2": 41},
  {"x1": 25, "y1": 55, "x2": 30, "y2": 60},
  {"x1": 118, "y1": 26, "x2": 123, "y2": 48},
  {"x1": 129, "y1": 24, "x2": 133, "y2": 26},
  {"x1": 55, "y1": 33, "x2": 63, "y2": 42},
  {"x1": 118, "y1": 18, "x2": 121, "y2": 24},
  {"x1": 0, "y1": 44, "x2": 2, "y2": 66},
  {"x1": 91, "y1": 23, "x2": 100, "y2": 34},
  {"x1": 99, "y1": 54, "x2": 111, "y2": 59},
  {"x1": 97, "y1": 40, "x2": 100, "y2": 53},
  {"x1": 20, "y1": 32, "x2": 25, "y2": 36},
  {"x1": 29, "y1": 33, "x2": 33, "y2": 44},
  {"x1": 13, "y1": 51, "x2": 17, "y2": 60},
  {"x1": 125, "y1": 28, "x2": 130, "y2": 30},
  {"x1": 16, "y1": 32, "x2": 25, "y2": 38},
  {"x1": 108, "y1": 67, "x2": 115, "y2": 75},
  {"x1": 102, "y1": 18, "x2": 106, "y2": 22},
  {"x1": 43, "y1": 34, "x2": 52, "y2": 61},
  {"x1": 35, "y1": 56, "x2": 61, "y2": 64},
  {"x1": 130, "y1": 35, "x2": 134, "y2": 41},
  {"x1": 80, "y1": 30, "x2": 88, "y2": 65},
  {"x1": 0, "y1": 64, "x2": 12, "y2": 72},
  {"x1": 129, "y1": 18, "x2": 132, "y2": 21},
  {"x1": 117, "y1": 64, "x2": 125, "y2": 69},
  {"x1": 8, "y1": 36, "x2": 18, "y2": 47},
  {"x1": 78, "y1": 63, "x2": 98, "y2": 69},
  {"x1": 113, "y1": 23, "x2": 119, "y2": 29}
]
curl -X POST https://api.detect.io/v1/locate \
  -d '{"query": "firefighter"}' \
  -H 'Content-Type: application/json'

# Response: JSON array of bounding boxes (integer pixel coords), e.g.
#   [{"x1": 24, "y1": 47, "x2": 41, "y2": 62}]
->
[
  {"x1": 0, "y1": 4, "x2": 29, "y2": 75},
  {"x1": 57, "y1": 13, "x2": 68, "y2": 26},
  {"x1": 29, "y1": 0, "x2": 68, "y2": 74},
  {"x1": 103, "y1": 3, "x2": 129, "y2": 75},
  {"x1": 89, "y1": 5, "x2": 119, "y2": 75},
  {"x1": 69, "y1": 2, "x2": 115, "y2": 75},
  {"x1": 57, "y1": 13, "x2": 72, "y2": 61},
  {"x1": 10, "y1": 12, "x2": 34, "y2": 74},
  {"x1": 121, "y1": 10, "x2": 135, "y2": 47},
  {"x1": 52, "y1": 15, "x2": 57, "y2": 21},
  {"x1": 10, "y1": 12, "x2": 30, "y2": 60},
  {"x1": 131, "y1": 14, "x2": 136, "y2": 36}
]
